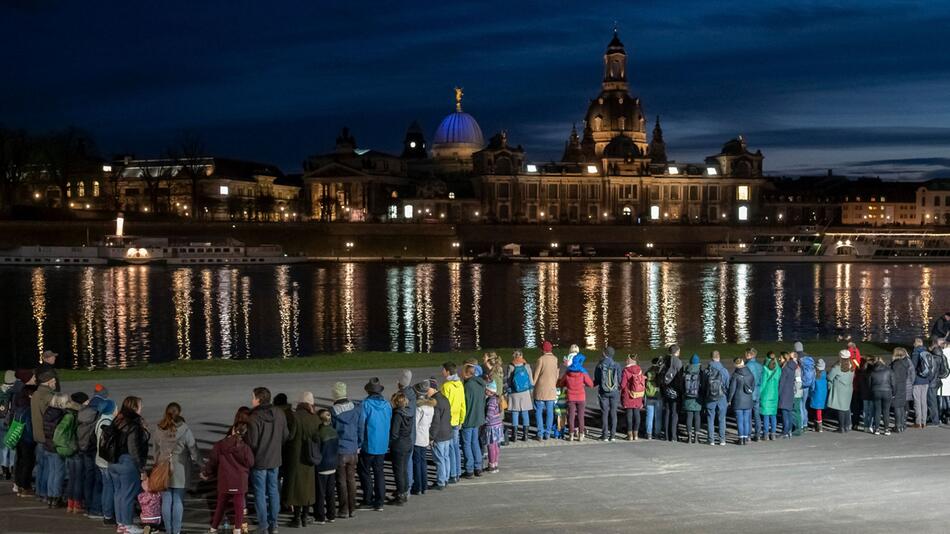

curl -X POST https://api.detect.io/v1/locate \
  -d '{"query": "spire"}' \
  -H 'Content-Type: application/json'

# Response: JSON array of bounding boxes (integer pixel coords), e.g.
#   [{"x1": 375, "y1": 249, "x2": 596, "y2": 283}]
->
[
  {"x1": 603, "y1": 29, "x2": 627, "y2": 91},
  {"x1": 454, "y1": 86, "x2": 464, "y2": 112},
  {"x1": 562, "y1": 123, "x2": 584, "y2": 162},
  {"x1": 652, "y1": 115, "x2": 664, "y2": 142},
  {"x1": 648, "y1": 115, "x2": 667, "y2": 164}
]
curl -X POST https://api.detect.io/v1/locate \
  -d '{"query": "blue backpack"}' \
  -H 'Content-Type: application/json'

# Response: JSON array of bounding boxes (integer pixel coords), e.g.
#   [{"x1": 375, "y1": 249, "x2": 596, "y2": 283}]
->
[
  {"x1": 801, "y1": 356, "x2": 816, "y2": 388},
  {"x1": 512, "y1": 365, "x2": 532, "y2": 393}
]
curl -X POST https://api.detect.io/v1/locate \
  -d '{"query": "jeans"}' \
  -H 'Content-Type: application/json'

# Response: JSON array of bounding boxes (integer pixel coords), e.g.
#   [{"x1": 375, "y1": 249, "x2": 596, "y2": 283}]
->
[
  {"x1": 108, "y1": 454, "x2": 140, "y2": 527},
  {"x1": 706, "y1": 398, "x2": 727, "y2": 444},
  {"x1": 250, "y1": 467, "x2": 280, "y2": 529},
  {"x1": 47, "y1": 452, "x2": 65, "y2": 498},
  {"x1": 871, "y1": 393, "x2": 892, "y2": 433},
  {"x1": 534, "y1": 400, "x2": 555, "y2": 438},
  {"x1": 792, "y1": 398, "x2": 803, "y2": 435},
  {"x1": 0, "y1": 428, "x2": 15, "y2": 467},
  {"x1": 391, "y1": 447, "x2": 410, "y2": 496},
  {"x1": 357, "y1": 453, "x2": 385, "y2": 508},
  {"x1": 162, "y1": 487, "x2": 185, "y2": 534},
  {"x1": 863, "y1": 399, "x2": 874, "y2": 429},
  {"x1": 763, "y1": 414, "x2": 777, "y2": 435},
  {"x1": 100, "y1": 467, "x2": 114, "y2": 520},
  {"x1": 460, "y1": 426, "x2": 482, "y2": 473},
  {"x1": 894, "y1": 400, "x2": 907, "y2": 431},
  {"x1": 598, "y1": 394, "x2": 620, "y2": 438},
  {"x1": 511, "y1": 410, "x2": 530, "y2": 435},
  {"x1": 65, "y1": 454, "x2": 84, "y2": 502},
  {"x1": 411, "y1": 446, "x2": 428, "y2": 494},
  {"x1": 735, "y1": 409, "x2": 751, "y2": 439},
  {"x1": 431, "y1": 439, "x2": 452, "y2": 487},
  {"x1": 800, "y1": 386, "x2": 811, "y2": 426},
  {"x1": 837, "y1": 408, "x2": 852, "y2": 431},
  {"x1": 645, "y1": 399, "x2": 663, "y2": 437},
  {"x1": 625, "y1": 409, "x2": 641, "y2": 437},
  {"x1": 751, "y1": 402, "x2": 763, "y2": 438},
  {"x1": 912, "y1": 384, "x2": 929, "y2": 425},
  {"x1": 34, "y1": 443, "x2": 48, "y2": 497},
  {"x1": 781, "y1": 409, "x2": 794, "y2": 436},
  {"x1": 82, "y1": 452, "x2": 102, "y2": 515},
  {"x1": 335, "y1": 452, "x2": 357, "y2": 516},
  {"x1": 450, "y1": 426, "x2": 461, "y2": 479},
  {"x1": 685, "y1": 411, "x2": 700, "y2": 438},
  {"x1": 928, "y1": 386, "x2": 940, "y2": 424},
  {"x1": 315, "y1": 473, "x2": 336, "y2": 522},
  {"x1": 663, "y1": 399, "x2": 679, "y2": 441},
  {"x1": 567, "y1": 400, "x2": 586, "y2": 435}
]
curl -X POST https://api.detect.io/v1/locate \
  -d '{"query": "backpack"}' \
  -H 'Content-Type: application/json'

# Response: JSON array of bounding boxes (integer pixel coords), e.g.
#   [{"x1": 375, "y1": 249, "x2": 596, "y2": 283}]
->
[
  {"x1": 511, "y1": 365, "x2": 532, "y2": 393},
  {"x1": 937, "y1": 353, "x2": 950, "y2": 380},
  {"x1": 302, "y1": 435, "x2": 322, "y2": 467},
  {"x1": 684, "y1": 371, "x2": 700, "y2": 399},
  {"x1": 916, "y1": 351, "x2": 934, "y2": 380},
  {"x1": 601, "y1": 365, "x2": 619, "y2": 393},
  {"x1": 53, "y1": 411, "x2": 78, "y2": 457},
  {"x1": 629, "y1": 370, "x2": 646, "y2": 398},
  {"x1": 97, "y1": 422, "x2": 122, "y2": 464},
  {"x1": 801, "y1": 357, "x2": 816, "y2": 388},
  {"x1": 705, "y1": 367, "x2": 724, "y2": 402},
  {"x1": 644, "y1": 370, "x2": 659, "y2": 398}
]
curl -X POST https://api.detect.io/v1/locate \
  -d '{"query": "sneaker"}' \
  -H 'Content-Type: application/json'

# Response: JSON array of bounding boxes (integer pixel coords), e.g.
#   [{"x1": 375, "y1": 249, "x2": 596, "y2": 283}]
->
[
  {"x1": 373, "y1": 506, "x2": 383, "y2": 512},
  {"x1": 473, "y1": 469, "x2": 482, "y2": 477},
  {"x1": 884, "y1": 430, "x2": 891, "y2": 436},
  {"x1": 87, "y1": 513, "x2": 104, "y2": 519}
]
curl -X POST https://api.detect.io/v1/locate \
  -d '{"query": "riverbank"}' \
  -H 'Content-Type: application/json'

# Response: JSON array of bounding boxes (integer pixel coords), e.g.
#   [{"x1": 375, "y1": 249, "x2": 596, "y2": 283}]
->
[{"x1": 59, "y1": 340, "x2": 894, "y2": 381}]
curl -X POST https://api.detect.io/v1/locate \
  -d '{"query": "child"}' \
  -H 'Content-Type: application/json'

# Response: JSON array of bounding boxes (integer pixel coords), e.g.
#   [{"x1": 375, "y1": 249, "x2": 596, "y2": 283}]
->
[
  {"x1": 388, "y1": 392, "x2": 413, "y2": 505},
  {"x1": 138, "y1": 478, "x2": 162, "y2": 534},
  {"x1": 557, "y1": 354, "x2": 594, "y2": 441},
  {"x1": 485, "y1": 382, "x2": 503, "y2": 472},
  {"x1": 202, "y1": 422, "x2": 254, "y2": 534},
  {"x1": 314, "y1": 409, "x2": 339, "y2": 524},
  {"x1": 810, "y1": 359, "x2": 828, "y2": 432},
  {"x1": 553, "y1": 387, "x2": 568, "y2": 439}
]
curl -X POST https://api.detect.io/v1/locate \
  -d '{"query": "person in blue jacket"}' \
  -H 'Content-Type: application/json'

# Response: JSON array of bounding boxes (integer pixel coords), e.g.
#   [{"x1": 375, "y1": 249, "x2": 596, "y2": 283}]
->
[
  {"x1": 357, "y1": 378, "x2": 391, "y2": 511},
  {"x1": 703, "y1": 351, "x2": 731, "y2": 446},
  {"x1": 744, "y1": 348, "x2": 764, "y2": 441},
  {"x1": 330, "y1": 382, "x2": 362, "y2": 519},
  {"x1": 809, "y1": 360, "x2": 828, "y2": 432}
]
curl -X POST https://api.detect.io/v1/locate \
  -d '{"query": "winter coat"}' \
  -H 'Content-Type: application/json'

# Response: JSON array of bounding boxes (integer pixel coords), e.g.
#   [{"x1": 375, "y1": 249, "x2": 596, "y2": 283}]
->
[
  {"x1": 360, "y1": 394, "x2": 392, "y2": 455},
  {"x1": 331, "y1": 400, "x2": 362, "y2": 455},
  {"x1": 778, "y1": 360, "x2": 799, "y2": 411},
  {"x1": 940, "y1": 352, "x2": 950, "y2": 395},
  {"x1": 246, "y1": 403, "x2": 289, "y2": 470},
  {"x1": 557, "y1": 371, "x2": 593, "y2": 402},
  {"x1": 153, "y1": 422, "x2": 200, "y2": 489},
  {"x1": 441, "y1": 376, "x2": 466, "y2": 427},
  {"x1": 827, "y1": 364, "x2": 855, "y2": 412},
  {"x1": 932, "y1": 316, "x2": 950, "y2": 339},
  {"x1": 400, "y1": 384, "x2": 417, "y2": 442},
  {"x1": 809, "y1": 372, "x2": 828, "y2": 410},
  {"x1": 661, "y1": 356, "x2": 684, "y2": 398},
  {"x1": 414, "y1": 397, "x2": 435, "y2": 447},
  {"x1": 868, "y1": 364, "x2": 896, "y2": 397},
  {"x1": 115, "y1": 412, "x2": 150, "y2": 471},
  {"x1": 759, "y1": 363, "x2": 781, "y2": 416},
  {"x1": 505, "y1": 363, "x2": 535, "y2": 412},
  {"x1": 429, "y1": 392, "x2": 453, "y2": 443},
  {"x1": 727, "y1": 366, "x2": 754, "y2": 410},
  {"x1": 30, "y1": 384, "x2": 54, "y2": 445},
  {"x1": 891, "y1": 357, "x2": 912, "y2": 402},
  {"x1": 462, "y1": 376, "x2": 488, "y2": 429},
  {"x1": 389, "y1": 407, "x2": 413, "y2": 454},
  {"x1": 704, "y1": 361, "x2": 731, "y2": 405},
  {"x1": 533, "y1": 352, "x2": 560, "y2": 401},
  {"x1": 620, "y1": 364, "x2": 645, "y2": 409},
  {"x1": 746, "y1": 358, "x2": 764, "y2": 401},
  {"x1": 683, "y1": 364, "x2": 702, "y2": 412},
  {"x1": 316, "y1": 424, "x2": 340, "y2": 473},
  {"x1": 283, "y1": 407, "x2": 321, "y2": 506},
  {"x1": 76, "y1": 404, "x2": 100, "y2": 453},
  {"x1": 594, "y1": 357, "x2": 623, "y2": 396},
  {"x1": 911, "y1": 346, "x2": 930, "y2": 386},
  {"x1": 42, "y1": 406, "x2": 65, "y2": 452},
  {"x1": 202, "y1": 433, "x2": 254, "y2": 495}
]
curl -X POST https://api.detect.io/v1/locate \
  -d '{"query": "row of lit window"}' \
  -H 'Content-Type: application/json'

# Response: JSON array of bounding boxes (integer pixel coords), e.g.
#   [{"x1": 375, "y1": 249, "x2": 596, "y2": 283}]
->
[
  {"x1": 64, "y1": 181, "x2": 101, "y2": 198},
  {"x1": 525, "y1": 164, "x2": 719, "y2": 176}
]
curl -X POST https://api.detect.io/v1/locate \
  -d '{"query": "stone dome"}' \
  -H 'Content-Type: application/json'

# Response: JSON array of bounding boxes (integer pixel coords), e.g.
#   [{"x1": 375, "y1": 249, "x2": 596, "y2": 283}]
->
[
  {"x1": 585, "y1": 95, "x2": 645, "y2": 136},
  {"x1": 432, "y1": 111, "x2": 484, "y2": 160}
]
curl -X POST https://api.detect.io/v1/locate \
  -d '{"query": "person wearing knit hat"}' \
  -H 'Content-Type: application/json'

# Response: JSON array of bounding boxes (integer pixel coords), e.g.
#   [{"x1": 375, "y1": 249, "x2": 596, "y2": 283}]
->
[
  {"x1": 331, "y1": 382, "x2": 360, "y2": 518},
  {"x1": 794, "y1": 341, "x2": 804, "y2": 353},
  {"x1": 661, "y1": 346, "x2": 685, "y2": 443},
  {"x1": 827, "y1": 351, "x2": 855, "y2": 433},
  {"x1": 810, "y1": 359, "x2": 829, "y2": 432},
  {"x1": 3, "y1": 370, "x2": 14, "y2": 386},
  {"x1": 297, "y1": 391, "x2": 315, "y2": 406},
  {"x1": 358, "y1": 377, "x2": 392, "y2": 511},
  {"x1": 70, "y1": 392, "x2": 89, "y2": 405},
  {"x1": 94, "y1": 384, "x2": 109, "y2": 398},
  {"x1": 332, "y1": 382, "x2": 347, "y2": 402},
  {"x1": 690, "y1": 354, "x2": 700, "y2": 365},
  {"x1": 541, "y1": 341, "x2": 554, "y2": 354}
]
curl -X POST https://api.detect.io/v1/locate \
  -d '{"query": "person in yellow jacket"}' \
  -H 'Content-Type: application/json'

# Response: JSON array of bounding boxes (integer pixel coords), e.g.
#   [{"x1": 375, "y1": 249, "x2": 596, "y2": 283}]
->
[{"x1": 440, "y1": 362, "x2": 465, "y2": 483}]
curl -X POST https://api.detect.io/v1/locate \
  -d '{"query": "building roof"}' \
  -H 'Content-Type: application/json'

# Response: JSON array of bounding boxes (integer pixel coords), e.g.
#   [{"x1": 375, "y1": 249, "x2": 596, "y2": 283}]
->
[
  {"x1": 118, "y1": 156, "x2": 283, "y2": 183},
  {"x1": 433, "y1": 111, "x2": 484, "y2": 147}
]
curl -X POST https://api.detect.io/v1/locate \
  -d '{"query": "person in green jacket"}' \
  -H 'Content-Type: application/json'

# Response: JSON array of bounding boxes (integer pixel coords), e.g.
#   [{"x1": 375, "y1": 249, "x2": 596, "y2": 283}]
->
[
  {"x1": 283, "y1": 392, "x2": 321, "y2": 528},
  {"x1": 827, "y1": 350, "x2": 855, "y2": 433},
  {"x1": 682, "y1": 355, "x2": 702, "y2": 444},
  {"x1": 759, "y1": 352, "x2": 781, "y2": 441},
  {"x1": 460, "y1": 360, "x2": 487, "y2": 478}
]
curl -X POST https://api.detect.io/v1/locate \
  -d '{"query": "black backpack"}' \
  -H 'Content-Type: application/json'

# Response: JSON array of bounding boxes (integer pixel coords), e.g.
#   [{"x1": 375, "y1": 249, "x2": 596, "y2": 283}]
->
[
  {"x1": 684, "y1": 371, "x2": 700, "y2": 399},
  {"x1": 302, "y1": 435, "x2": 322, "y2": 467},
  {"x1": 97, "y1": 422, "x2": 121, "y2": 464},
  {"x1": 916, "y1": 351, "x2": 934, "y2": 380},
  {"x1": 936, "y1": 352, "x2": 950, "y2": 380},
  {"x1": 705, "y1": 367, "x2": 724, "y2": 402}
]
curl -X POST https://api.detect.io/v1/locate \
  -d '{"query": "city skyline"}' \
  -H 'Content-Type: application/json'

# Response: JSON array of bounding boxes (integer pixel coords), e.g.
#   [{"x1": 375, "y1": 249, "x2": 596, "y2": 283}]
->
[{"x1": 3, "y1": 1, "x2": 950, "y2": 178}]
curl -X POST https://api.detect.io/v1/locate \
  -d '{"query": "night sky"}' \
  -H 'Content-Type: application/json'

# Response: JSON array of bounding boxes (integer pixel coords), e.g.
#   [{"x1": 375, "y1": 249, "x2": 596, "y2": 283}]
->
[{"x1": 3, "y1": 1, "x2": 950, "y2": 178}]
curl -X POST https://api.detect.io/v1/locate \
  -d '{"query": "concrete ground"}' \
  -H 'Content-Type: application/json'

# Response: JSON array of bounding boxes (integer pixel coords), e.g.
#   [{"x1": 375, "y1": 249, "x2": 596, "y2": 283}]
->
[{"x1": 3, "y1": 367, "x2": 950, "y2": 533}]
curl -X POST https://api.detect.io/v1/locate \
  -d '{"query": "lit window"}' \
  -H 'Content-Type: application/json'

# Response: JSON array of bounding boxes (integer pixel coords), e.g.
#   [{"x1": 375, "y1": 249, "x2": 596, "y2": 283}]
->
[
  {"x1": 78, "y1": 182, "x2": 85, "y2": 197},
  {"x1": 738, "y1": 205, "x2": 749, "y2": 221},
  {"x1": 93, "y1": 181, "x2": 100, "y2": 197},
  {"x1": 388, "y1": 205, "x2": 398, "y2": 219},
  {"x1": 526, "y1": 164, "x2": 538, "y2": 173},
  {"x1": 410, "y1": 141, "x2": 417, "y2": 148},
  {"x1": 403, "y1": 205, "x2": 414, "y2": 219},
  {"x1": 448, "y1": 192, "x2": 455, "y2": 199},
  {"x1": 668, "y1": 166, "x2": 679, "y2": 175},
  {"x1": 737, "y1": 185, "x2": 750, "y2": 201},
  {"x1": 219, "y1": 185, "x2": 229, "y2": 196},
  {"x1": 586, "y1": 165, "x2": 598, "y2": 174},
  {"x1": 650, "y1": 205, "x2": 660, "y2": 220},
  {"x1": 706, "y1": 167, "x2": 718, "y2": 176}
]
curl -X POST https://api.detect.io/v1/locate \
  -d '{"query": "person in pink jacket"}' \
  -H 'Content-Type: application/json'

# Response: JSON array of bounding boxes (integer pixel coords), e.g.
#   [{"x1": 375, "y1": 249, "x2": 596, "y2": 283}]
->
[
  {"x1": 620, "y1": 355, "x2": 645, "y2": 440},
  {"x1": 557, "y1": 354, "x2": 593, "y2": 441}
]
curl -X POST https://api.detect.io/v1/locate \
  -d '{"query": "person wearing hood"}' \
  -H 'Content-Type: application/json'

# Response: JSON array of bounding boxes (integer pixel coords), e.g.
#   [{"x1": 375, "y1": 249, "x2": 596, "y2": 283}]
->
[
  {"x1": 282, "y1": 392, "x2": 320, "y2": 528},
  {"x1": 644, "y1": 358, "x2": 664, "y2": 440},
  {"x1": 153, "y1": 402, "x2": 200, "y2": 534},
  {"x1": 728, "y1": 357, "x2": 754, "y2": 445},
  {"x1": 557, "y1": 353, "x2": 594, "y2": 441},
  {"x1": 440, "y1": 362, "x2": 465, "y2": 482},
  {"x1": 594, "y1": 346, "x2": 623, "y2": 441},
  {"x1": 330, "y1": 382, "x2": 361, "y2": 519},
  {"x1": 411, "y1": 381, "x2": 435, "y2": 495},
  {"x1": 460, "y1": 361, "x2": 487, "y2": 477},
  {"x1": 357, "y1": 377, "x2": 391, "y2": 511},
  {"x1": 109, "y1": 396, "x2": 150, "y2": 534},
  {"x1": 0, "y1": 371, "x2": 17, "y2": 481},
  {"x1": 532, "y1": 341, "x2": 559, "y2": 440},
  {"x1": 427, "y1": 378, "x2": 453, "y2": 490},
  {"x1": 682, "y1": 355, "x2": 702, "y2": 444},
  {"x1": 484, "y1": 381, "x2": 504, "y2": 473},
  {"x1": 202, "y1": 419, "x2": 255, "y2": 534},
  {"x1": 620, "y1": 355, "x2": 645, "y2": 440},
  {"x1": 890, "y1": 347, "x2": 912, "y2": 432},
  {"x1": 869, "y1": 358, "x2": 896, "y2": 435},
  {"x1": 778, "y1": 352, "x2": 800, "y2": 438},
  {"x1": 31, "y1": 368, "x2": 56, "y2": 501},
  {"x1": 744, "y1": 349, "x2": 764, "y2": 441},
  {"x1": 247, "y1": 386, "x2": 290, "y2": 534},
  {"x1": 794, "y1": 342, "x2": 816, "y2": 430},
  {"x1": 704, "y1": 351, "x2": 731, "y2": 446},
  {"x1": 388, "y1": 391, "x2": 412, "y2": 506},
  {"x1": 827, "y1": 351, "x2": 855, "y2": 432},
  {"x1": 661, "y1": 345, "x2": 684, "y2": 443},
  {"x1": 759, "y1": 352, "x2": 781, "y2": 440},
  {"x1": 505, "y1": 350, "x2": 534, "y2": 442},
  {"x1": 395, "y1": 369, "x2": 416, "y2": 497},
  {"x1": 810, "y1": 360, "x2": 828, "y2": 432}
]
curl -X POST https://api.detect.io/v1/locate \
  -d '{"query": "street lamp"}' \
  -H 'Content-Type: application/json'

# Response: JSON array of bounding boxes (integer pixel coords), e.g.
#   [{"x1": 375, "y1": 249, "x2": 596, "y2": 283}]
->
[{"x1": 551, "y1": 242, "x2": 559, "y2": 249}]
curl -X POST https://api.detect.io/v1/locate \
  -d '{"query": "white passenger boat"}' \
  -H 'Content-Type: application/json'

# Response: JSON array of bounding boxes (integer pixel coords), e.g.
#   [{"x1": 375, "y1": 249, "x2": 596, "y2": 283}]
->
[
  {"x1": 725, "y1": 230, "x2": 950, "y2": 263},
  {"x1": 0, "y1": 245, "x2": 108, "y2": 266}
]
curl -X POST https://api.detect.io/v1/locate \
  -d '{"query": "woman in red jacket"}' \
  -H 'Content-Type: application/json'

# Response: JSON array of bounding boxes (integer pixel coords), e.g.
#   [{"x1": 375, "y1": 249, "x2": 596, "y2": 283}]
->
[
  {"x1": 620, "y1": 355, "x2": 645, "y2": 440},
  {"x1": 202, "y1": 422, "x2": 255, "y2": 534},
  {"x1": 557, "y1": 354, "x2": 593, "y2": 441}
]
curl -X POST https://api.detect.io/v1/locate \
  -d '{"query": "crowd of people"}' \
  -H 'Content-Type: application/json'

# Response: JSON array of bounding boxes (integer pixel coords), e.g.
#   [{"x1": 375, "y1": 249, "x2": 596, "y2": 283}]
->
[{"x1": 2, "y1": 334, "x2": 950, "y2": 534}]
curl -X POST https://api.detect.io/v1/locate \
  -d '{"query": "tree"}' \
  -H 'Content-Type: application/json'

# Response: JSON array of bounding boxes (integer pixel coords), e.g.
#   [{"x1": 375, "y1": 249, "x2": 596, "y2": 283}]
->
[
  {"x1": 255, "y1": 193, "x2": 275, "y2": 221},
  {"x1": 174, "y1": 130, "x2": 206, "y2": 219},
  {"x1": 38, "y1": 127, "x2": 97, "y2": 211},
  {"x1": 139, "y1": 157, "x2": 173, "y2": 214},
  {"x1": 0, "y1": 128, "x2": 33, "y2": 214}
]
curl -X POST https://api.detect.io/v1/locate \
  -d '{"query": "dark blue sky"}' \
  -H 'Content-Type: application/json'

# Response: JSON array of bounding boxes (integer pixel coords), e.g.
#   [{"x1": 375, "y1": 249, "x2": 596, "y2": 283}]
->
[{"x1": 3, "y1": 0, "x2": 950, "y2": 178}]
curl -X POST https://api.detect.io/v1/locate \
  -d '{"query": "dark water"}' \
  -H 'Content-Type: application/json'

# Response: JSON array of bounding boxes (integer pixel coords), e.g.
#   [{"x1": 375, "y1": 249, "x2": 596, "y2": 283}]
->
[{"x1": 0, "y1": 262, "x2": 944, "y2": 369}]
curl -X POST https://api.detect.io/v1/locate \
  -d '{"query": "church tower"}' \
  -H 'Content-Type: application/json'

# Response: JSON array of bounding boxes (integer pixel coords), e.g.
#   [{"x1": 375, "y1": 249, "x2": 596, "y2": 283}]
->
[
  {"x1": 401, "y1": 120, "x2": 427, "y2": 159},
  {"x1": 647, "y1": 116, "x2": 667, "y2": 163},
  {"x1": 602, "y1": 29, "x2": 628, "y2": 92},
  {"x1": 584, "y1": 29, "x2": 647, "y2": 157}
]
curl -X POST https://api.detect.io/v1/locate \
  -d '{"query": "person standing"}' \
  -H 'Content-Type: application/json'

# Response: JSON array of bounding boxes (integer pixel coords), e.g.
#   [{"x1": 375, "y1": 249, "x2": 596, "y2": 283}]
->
[
  {"x1": 890, "y1": 348, "x2": 912, "y2": 432},
  {"x1": 357, "y1": 378, "x2": 391, "y2": 511},
  {"x1": 427, "y1": 379, "x2": 452, "y2": 490},
  {"x1": 848, "y1": 342, "x2": 865, "y2": 430},
  {"x1": 12, "y1": 384, "x2": 37, "y2": 498},
  {"x1": 153, "y1": 402, "x2": 200, "y2": 534},
  {"x1": 30, "y1": 369, "x2": 56, "y2": 501},
  {"x1": 411, "y1": 381, "x2": 435, "y2": 495},
  {"x1": 795, "y1": 342, "x2": 816, "y2": 430},
  {"x1": 440, "y1": 362, "x2": 465, "y2": 482},
  {"x1": 858, "y1": 357, "x2": 877, "y2": 431},
  {"x1": 246, "y1": 387, "x2": 289, "y2": 534},
  {"x1": 728, "y1": 357, "x2": 754, "y2": 445},
  {"x1": 202, "y1": 421, "x2": 254, "y2": 534},
  {"x1": 484, "y1": 381, "x2": 504, "y2": 473},
  {"x1": 94, "y1": 399, "x2": 117, "y2": 527},
  {"x1": 938, "y1": 344, "x2": 950, "y2": 424},
  {"x1": 759, "y1": 352, "x2": 781, "y2": 440},
  {"x1": 460, "y1": 362, "x2": 487, "y2": 477},
  {"x1": 810, "y1": 360, "x2": 828, "y2": 432},
  {"x1": 594, "y1": 347, "x2": 623, "y2": 441},
  {"x1": 313, "y1": 409, "x2": 340, "y2": 525},
  {"x1": 928, "y1": 339, "x2": 948, "y2": 425},
  {"x1": 36, "y1": 350, "x2": 61, "y2": 392},
  {"x1": 778, "y1": 352, "x2": 799, "y2": 438},
  {"x1": 330, "y1": 382, "x2": 360, "y2": 519},
  {"x1": 42, "y1": 392, "x2": 68, "y2": 508},
  {"x1": 931, "y1": 311, "x2": 950, "y2": 341},
  {"x1": 532, "y1": 341, "x2": 559, "y2": 441},
  {"x1": 620, "y1": 355, "x2": 645, "y2": 441},
  {"x1": 558, "y1": 354, "x2": 594, "y2": 441},
  {"x1": 703, "y1": 351, "x2": 730, "y2": 446},
  {"x1": 395, "y1": 370, "x2": 416, "y2": 494},
  {"x1": 744, "y1": 349, "x2": 763, "y2": 441},
  {"x1": 109, "y1": 396, "x2": 150, "y2": 534},
  {"x1": 76, "y1": 390, "x2": 105, "y2": 518},
  {"x1": 868, "y1": 359, "x2": 895, "y2": 435},
  {"x1": 283, "y1": 392, "x2": 319, "y2": 528},
  {"x1": 62, "y1": 393, "x2": 85, "y2": 514},
  {"x1": 661, "y1": 345, "x2": 684, "y2": 443},
  {"x1": 505, "y1": 350, "x2": 534, "y2": 442},
  {"x1": 644, "y1": 358, "x2": 664, "y2": 440},
  {"x1": 827, "y1": 352, "x2": 855, "y2": 433},
  {"x1": 388, "y1": 392, "x2": 412, "y2": 505},
  {"x1": 0, "y1": 371, "x2": 18, "y2": 482},
  {"x1": 682, "y1": 355, "x2": 702, "y2": 444}
]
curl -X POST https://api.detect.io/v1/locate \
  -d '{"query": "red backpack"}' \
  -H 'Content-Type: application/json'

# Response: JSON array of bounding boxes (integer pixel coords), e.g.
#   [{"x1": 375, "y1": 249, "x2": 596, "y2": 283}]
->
[{"x1": 629, "y1": 370, "x2": 646, "y2": 399}]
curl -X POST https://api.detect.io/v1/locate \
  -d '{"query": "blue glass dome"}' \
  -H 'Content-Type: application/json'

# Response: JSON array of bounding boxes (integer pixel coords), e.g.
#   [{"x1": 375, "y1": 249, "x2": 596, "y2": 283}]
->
[{"x1": 433, "y1": 111, "x2": 484, "y2": 147}]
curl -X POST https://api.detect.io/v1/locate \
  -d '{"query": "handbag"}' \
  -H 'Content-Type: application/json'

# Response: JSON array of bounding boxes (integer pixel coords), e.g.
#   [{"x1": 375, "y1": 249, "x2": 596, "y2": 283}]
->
[
  {"x1": 148, "y1": 457, "x2": 172, "y2": 493},
  {"x1": 500, "y1": 395, "x2": 509, "y2": 411},
  {"x1": 3, "y1": 415, "x2": 25, "y2": 448}
]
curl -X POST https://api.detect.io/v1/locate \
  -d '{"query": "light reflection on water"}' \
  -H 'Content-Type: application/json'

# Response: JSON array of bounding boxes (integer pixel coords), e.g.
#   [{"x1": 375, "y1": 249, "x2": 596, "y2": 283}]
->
[{"x1": 3, "y1": 262, "x2": 946, "y2": 369}]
